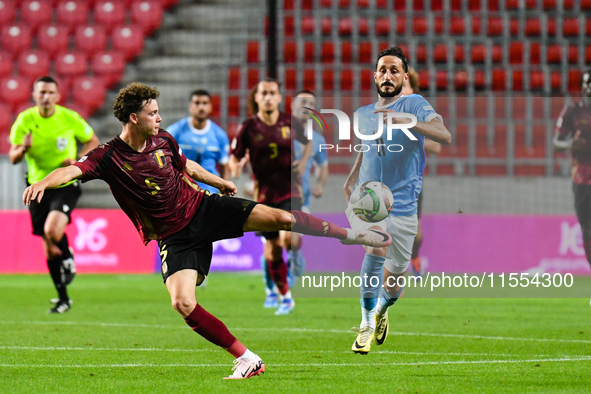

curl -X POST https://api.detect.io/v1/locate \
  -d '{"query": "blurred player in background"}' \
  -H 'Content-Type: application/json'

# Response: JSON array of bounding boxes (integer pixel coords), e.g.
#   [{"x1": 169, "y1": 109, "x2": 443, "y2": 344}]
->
[
  {"x1": 229, "y1": 79, "x2": 312, "y2": 315},
  {"x1": 23, "y1": 82, "x2": 391, "y2": 379},
  {"x1": 166, "y1": 89, "x2": 229, "y2": 193},
  {"x1": 343, "y1": 48, "x2": 451, "y2": 354},
  {"x1": 553, "y1": 70, "x2": 591, "y2": 270},
  {"x1": 260, "y1": 90, "x2": 330, "y2": 306},
  {"x1": 9, "y1": 76, "x2": 99, "y2": 314},
  {"x1": 401, "y1": 68, "x2": 442, "y2": 277}
]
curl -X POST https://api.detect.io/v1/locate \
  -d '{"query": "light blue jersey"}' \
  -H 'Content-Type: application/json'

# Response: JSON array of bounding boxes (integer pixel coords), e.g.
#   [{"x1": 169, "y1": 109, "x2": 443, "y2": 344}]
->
[
  {"x1": 355, "y1": 94, "x2": 442, "y2": 215},
  {"x1": 295, "y1": 130, "x2": 328, "y2": 210},
  {"x1": 166, "y1": 118, "x2": 229, "y2": 193}
]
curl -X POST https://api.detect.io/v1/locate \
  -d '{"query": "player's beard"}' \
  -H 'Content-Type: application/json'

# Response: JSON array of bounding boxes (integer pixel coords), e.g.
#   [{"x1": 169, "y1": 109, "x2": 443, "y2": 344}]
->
[{"x1": 376, "y1": 80, "x2": 403, "y2": 98}]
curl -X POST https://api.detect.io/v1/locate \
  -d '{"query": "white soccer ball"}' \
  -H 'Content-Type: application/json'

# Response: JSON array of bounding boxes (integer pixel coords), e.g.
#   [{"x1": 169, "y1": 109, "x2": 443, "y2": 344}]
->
[{"x1": 350, "y1": 181, "x2": 394, "y2": 223}]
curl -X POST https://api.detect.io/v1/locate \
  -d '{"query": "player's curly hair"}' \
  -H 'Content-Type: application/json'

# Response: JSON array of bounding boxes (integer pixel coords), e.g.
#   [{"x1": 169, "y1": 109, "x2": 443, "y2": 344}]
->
[
  {"x1": 375, "y1": 46, "x2": 408, "y2": 73},
  {"x1": 113, "y1": 82, "x2": 160, "y2": 123}
]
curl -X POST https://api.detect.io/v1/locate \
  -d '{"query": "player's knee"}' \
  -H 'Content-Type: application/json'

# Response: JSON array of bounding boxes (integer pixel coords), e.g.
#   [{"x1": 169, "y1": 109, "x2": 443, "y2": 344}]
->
[
  {"x1": 276, "y1": 209, "x2": 292, "y2": 230},
  {"x1": 44, "y1": 228, "x2": 64, "y2": 244},
  {"x1": 171, "y1": 296, "x2": 196, "y2": 318},
  {"x1": 366, "y1": 246, "x2": 387, "y2": 257}
]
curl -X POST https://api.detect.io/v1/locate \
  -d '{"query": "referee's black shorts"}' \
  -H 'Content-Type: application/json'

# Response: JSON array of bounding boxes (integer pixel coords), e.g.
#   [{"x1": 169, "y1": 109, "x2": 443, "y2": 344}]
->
[
  {"x1": 29, "y1": 181, "x2": 81, "y2": 236},
  {"x1": 158, "y1": 193, "x2": 258, "y2": 284}
]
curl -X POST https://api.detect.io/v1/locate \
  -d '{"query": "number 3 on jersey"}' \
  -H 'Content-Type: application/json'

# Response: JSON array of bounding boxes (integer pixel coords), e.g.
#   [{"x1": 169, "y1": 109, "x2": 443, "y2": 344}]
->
[
  {"x1": 145, "y1": 177, "x2": 160, "y2": 195},
  {"x1": 269, "y1": 142, "x2": 278, "y2": 159}
]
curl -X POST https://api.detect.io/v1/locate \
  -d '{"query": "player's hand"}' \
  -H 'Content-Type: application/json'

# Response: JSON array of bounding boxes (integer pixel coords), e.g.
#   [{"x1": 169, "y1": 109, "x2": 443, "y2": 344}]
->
[
  {"x1": 572, "y1": 130, "x2": 587, "y2": 152},
  {"x1": 373, "y1": 109, "x2": 413, "y2": 125},
  {"x1": 217, "y1": 180, "x2": 237, "y2": 196},
  {"x1": 292, "y1": 160, "x2": 306, "y2": 177},
  {"x1": 312, "y1": 183, "x2": 324, "y2": 198},
  {"x1": 62, "y1": 158, "x2": 77, "y2": 166},
  {"x1": 23, "y1": 183, "x2": 46, "y2": 205},
  {"x1": 22, "y1": 133, "x2": 32, "y2": 150}
]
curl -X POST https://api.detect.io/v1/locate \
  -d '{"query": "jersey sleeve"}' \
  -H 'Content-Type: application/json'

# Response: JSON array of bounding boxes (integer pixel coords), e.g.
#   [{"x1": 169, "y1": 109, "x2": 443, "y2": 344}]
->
[
  {"x1": 231, "y1": 120, "x2": 250, "y2": 159},
  {"x1": 68, "y1": 109, "x2": 95, "y2": 143},
  {"x1": 214, "y1": 124, "x2": 230, "y2": 165},
  {"x1": 9, "y1": 111, "x2": 29, "y2": 145},
  {"x1": 409, "y1": 96, "x2": 444, "y2": 124},
  {"x1": 159, "y1": 130, "x2": 187, "y2": 171},
  {"x1": 554, "y1": 103, "x2": 575, "y2": 139},
  {"x1": 73, "y1": 145, "x2": 110, "y2": 182}
]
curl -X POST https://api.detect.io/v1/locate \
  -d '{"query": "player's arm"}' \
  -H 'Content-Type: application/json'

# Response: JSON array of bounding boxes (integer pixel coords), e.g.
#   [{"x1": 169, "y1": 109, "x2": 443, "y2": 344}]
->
[
  {"x1": 374, "y1": 109, "x2": 452, "y2": 145},
  {"x1": 8, "y1": 133, "x2": 32, "y2": 164},
  {"x1": 23, "y1": 166, "x2": 83, "y2": 205},
  {"x1": 343, "y1": 151, "x2": 363, "y2": 202},
  {"x1": 183, "y1": 159, "x2": 237, "y2": 195},
  {"x1": 424, "y1": 138, "x2": 442, "y2": 154},
  {"x1": 293, "y1": 140, "x2": 312, "y2": 176},
  {"x1": 312, "y1": 163, "x2": 329, "y2": 198},
  {"x1": 228, "y1": 153, "x2": 249, "y2": 178}
]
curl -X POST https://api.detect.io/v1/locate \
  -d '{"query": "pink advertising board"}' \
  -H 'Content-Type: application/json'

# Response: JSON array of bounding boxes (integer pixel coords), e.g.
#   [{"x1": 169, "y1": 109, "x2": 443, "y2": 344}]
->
[
  {"x1": 1, "y1": 210, "x2": 154, "y2": 273},
  {"x1": 301, "y1": 214, "x2": 591, "y2": 275}
]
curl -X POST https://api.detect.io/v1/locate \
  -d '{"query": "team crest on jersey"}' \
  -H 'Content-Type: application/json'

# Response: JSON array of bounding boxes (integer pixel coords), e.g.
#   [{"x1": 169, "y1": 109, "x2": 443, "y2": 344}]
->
[
  {"x1": 154, "y1": 150, "x2": 167, "y2": 168},
  {"x1": 281, "y1": 126, "x2": 291, "y2": 138},
  {"x1": 56, "y1": 137, "x2": 67, "y2": 151}
]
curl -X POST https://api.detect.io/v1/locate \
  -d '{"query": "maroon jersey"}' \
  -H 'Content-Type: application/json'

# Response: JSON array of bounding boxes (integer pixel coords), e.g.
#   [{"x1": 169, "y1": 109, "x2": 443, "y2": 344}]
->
[
  {"x1": 232, "y1": 112, "x2": 307, "y2": 204},
  {"x1": 555, "y1": 101, "x2": 591, "y2": 184},
  {"x1": 74, "y1": 130, "x2": 205, "y2": 244}
]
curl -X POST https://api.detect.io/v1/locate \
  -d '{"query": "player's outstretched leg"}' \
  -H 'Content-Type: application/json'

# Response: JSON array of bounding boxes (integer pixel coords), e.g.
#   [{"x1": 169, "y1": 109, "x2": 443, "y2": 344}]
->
[
  {"x1": 243, "y1": 205, "x2": 392, "y2": 248},
  {"x1": 166, "y1": 270, "x2": 264, "y2": 379}
]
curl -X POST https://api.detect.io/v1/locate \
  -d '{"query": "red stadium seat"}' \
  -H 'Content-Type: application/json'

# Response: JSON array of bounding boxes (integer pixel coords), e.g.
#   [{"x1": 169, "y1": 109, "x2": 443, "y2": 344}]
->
[
  {"x1": 283, "y1": 41, "x2": 296, "y2": 63},
  {"x1": 418, "y1": 69, "x2": 429, "y2": 90},
  {"x1": 17, "y1": 50, "x2": 51, "y2": 79},
  {"x1": 471, "y1": 44, "x2": 486, "y2": 63},
  {"x1": 525, "y1": 18, "x2": 541, "y2": 36},
  {"x1": 450, "y1": 16, "x2": 465, "y2": 35},
  {"x1": 37, "y1": 24, "x2": 69, "y2": 59},
  {"x1": 74, "y1": 25, "x2": 107, "y2": 56},
  {"x1": 94, "y1": 1, "x2": 125, "y2": 33},
  {"x1": 492, "y1": 44, "x2": 503, "y2": 63},
  {"x1": 413, "y1": 17, "x2": 428, "y2": 35},
  {"x1": 563, "y1": 18, "x2": 579, "y2": 37},
  {"x1": 338, "y1": 17, "x2": 352, "y2": 36},
  {"x1": 131, "y1": 0, "x2": 164, "y2": 36},
  {"x1": 341, "y1": 42, "x2": 352, "y2": 63},
  {"x1": 1, "y1": 24, "x2": 32, "y2": 55},
  {"x1": 509, "y1": 42, "x2": 524, "y2": 64},
  {"x1": 322, "y1": 69, "x2": 334, "y2": 91},
  {"x1": 303, "y1": 69, "x2": 315, "y2": 91},
  {"x1": 506, "y1": 0, "x2": 519, "y2": 9},
  {"x1": 284, "y1": 68, "x2": 296, "y2": 90},
  {"x1": 320, "y1": 0, "x2": 332, "y2": 7},
  {"x1": 228, "y1": 67, "x2": 240, "y2": 90},
  {"x1": 301, "y1": 16, "x2": 315, "y2": 35},
  {"x1": 474, "y1": 70, "x2": 486, "y2": 90},
  {"x1": 416, "y1": 44, "x2": 427, "y2": 63},
  {"x1": 246, "y1": 40, "x2": 259, "y2": 63},
  {"x1": 375, "y1": 17, "x2": 390, "y2": 36},
  {"x1": 431, "y1": 0, "x2": 443, "y2": 10},
  {"x1": 0, "y1": 0, "x2": 16, "y2": 26},
  {"x1": 393, "y1": 0, "x2": 405, "y2": 10},
  {"x1": 487, "y1": 16, "x2": 503, "y2": 36},
  {"x1": 568, "y1": 45, "x2": 578, "y2": 64},
  {"x1": 341, "y1": 69, "x2": 354, "y2": 91},
  {"x1": 112, "y1": 26, "x2": 144, "y2": 61},
  {"x1": 582, "y1": 0, "x2": 591, "y2": 8},
  {"x1": 91, "y1": 51, "x2": 125, "y2": 88},
  {"x1": 321, "y1": 42, "x2": 334, "y2": 63},
  {"x1": 550, "y1": 71, "x2": 561, "y2": 91},
  {"x1": 435, "y1": 17, "x2": 445, "y2": 34},
  {"x1": 543, "y1": 0, "x2": 556, "y2": 8},
  {"x1": 358, "y1": 17, "x2": 369, "y2": 35},
  {"x1": 468, "y1": 0, "x2": 481, "y2": 10},
  {"x1": 454, "y1": 71, "x2": 468, "y2": 90},
  {"x1": 20, "y1": 0, "x2": 52, "y2": 32},
  {"x1": 71, "y1": 76, "x2": 106, "y2": 113},
  {"x1": 162, "y1": 0, "x2": 178, "y2": 9},
  {"x1": 547, "y1": 18, "x2": 556, "y2": 36},
  {"x1": 227, "y1": 96, "x2": 240, "y2": 117},
  {"x1": 321, "y1": 17, "x2": 332, "y2": 35},
  {"x1": 359, "y1": 69, "x2": 373, "y2": 91},
  {"x1": 529, "y1": 70, "x2": 544, "y2": 90},
  {"x1": 54, "y1": 51, "x2": 87, "y2": 78},
  {"x1": 510, "y1": 18, "x2": 519, "y2": 36},
  {"x1": 568, "y1": 70, "x2": 582, "y2": 92},
  {"x1": 303, "y1": 41, "x2": 315, "y2": 63},
  {"x1": 247, "y1": 68, "x2": 258, "y2": 89},
  {"x1": 413, "y1": 0, "x2": 425, "y2": 10},
  {"x1": 454, "y1": 44, "x2": 465, "y2": 62},
  {"x1": 57, "y1": 1, "x2": 90, "y2": 32},
  {"x1": 301, "y1": 0, "x2": 313, "y2": 9},
  {"x1": 339, "y1": 0, "x2": 350, "y2": 7},
  {"x1": 472, "y1": 16, "x2": 482, "y2": 34},
  {"x1": 0, "y1": 51, "x2": 13, "y2": 79},
  {"x1": 283, "y1": 0, "x2": 294, "y2": 9},
  {"x1": 0, "y1": 76, "x2": 31, "y2": 110},
  {"x1": 488, "y1": 0, "x2": 499, "y2": 10},
  {"x1": 530, "y1": 42, "x2": 540, "y2": 64},
  {"x1": 512, "y1": 70, "x2": 523, "y2": 91},
  {"x1": 547, "y1": 44, "x2": 561, "y2": 64},
  {"x1": 358, "y1": 42, "x2": 372, "y2": 63},
  {"x1": 284, "y1": 16, "x2": 294, "y2": 36},
  {"x1": 433, "y1": 43, "x2": 447, "y2": 63},
  {"x1": 436, "y1": 70, "x2": 447, "y2": 90},
  {"x1": 491, "y1": 69, "x2": 506, "y2": 91},
  {"x1": 526, "y1": 0, "x2": 538, "y2": 9}
]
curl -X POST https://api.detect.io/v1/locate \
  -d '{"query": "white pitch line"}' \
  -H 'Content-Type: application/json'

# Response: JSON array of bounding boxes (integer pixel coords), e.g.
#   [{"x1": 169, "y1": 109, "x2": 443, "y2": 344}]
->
[
  {"x1": 1, "y1": 320, "x2": 591, "y2": 344},
  {"x1": 1, "y1": 356, "x2": 591, "y2": 368}
]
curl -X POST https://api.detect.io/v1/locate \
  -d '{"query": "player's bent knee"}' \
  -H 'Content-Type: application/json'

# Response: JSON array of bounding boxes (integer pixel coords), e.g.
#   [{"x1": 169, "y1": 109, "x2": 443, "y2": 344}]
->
[
  {"x1": 171, "y1": 297, "x2": 196, "y2": 318},
  {"x1": 366, "y1": 246, "x2": 388, "y2": 257}
]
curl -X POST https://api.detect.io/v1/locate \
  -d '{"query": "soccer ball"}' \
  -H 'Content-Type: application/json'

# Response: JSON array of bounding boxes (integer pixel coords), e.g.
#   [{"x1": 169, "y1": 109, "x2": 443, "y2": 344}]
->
[{"x1": 350, "y1": 181, "x2": 394, "y2": 223}]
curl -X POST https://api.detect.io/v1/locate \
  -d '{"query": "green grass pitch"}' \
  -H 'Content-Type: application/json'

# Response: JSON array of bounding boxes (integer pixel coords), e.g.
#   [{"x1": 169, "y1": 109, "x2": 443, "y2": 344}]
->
[{"x1": 0, "y1": 273, "x2": 590, "y2": 393}]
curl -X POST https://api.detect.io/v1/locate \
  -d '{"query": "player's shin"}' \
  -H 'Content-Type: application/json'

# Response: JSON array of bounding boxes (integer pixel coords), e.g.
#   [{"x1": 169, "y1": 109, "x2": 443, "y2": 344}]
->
[
  {"x1": 376, "y1": 285, "x2": 403, "y2": 318},
  {"x1": 359, "y1": 254, "x2": 385, "y2": 328},
  {"x1": 47, "y1": 256, "x2": 68, "y2": 301},
  {"x1": 291, "y1": 210, "x2": 348, "y2": 239}
]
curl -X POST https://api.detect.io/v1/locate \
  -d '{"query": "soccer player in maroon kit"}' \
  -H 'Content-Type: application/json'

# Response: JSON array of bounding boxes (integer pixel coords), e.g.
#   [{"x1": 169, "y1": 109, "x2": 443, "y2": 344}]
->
[
  {"x1": 554, "y1": 70, "x2": 591, "y2": 272},
  {"x1": 229, "y1": 79, "x2": 311, "y2": 315},
  {"x1": 23, "y1": 83, "x2": 391, "y2": 379}
]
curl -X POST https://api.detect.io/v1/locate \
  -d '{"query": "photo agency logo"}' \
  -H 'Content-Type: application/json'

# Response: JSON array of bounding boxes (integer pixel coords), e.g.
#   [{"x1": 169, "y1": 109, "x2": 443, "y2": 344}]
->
[{"x1": 302, "y1": 106, "x2": 418, "y2": 153}]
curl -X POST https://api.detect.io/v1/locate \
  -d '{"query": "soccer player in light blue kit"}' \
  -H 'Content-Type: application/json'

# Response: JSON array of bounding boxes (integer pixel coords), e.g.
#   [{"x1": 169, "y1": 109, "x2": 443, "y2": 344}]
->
[
  {"x1": 167, "y1": 89, "x2": 229, "y2": 193},
  {"x1": 344, "y1": 47, "x2": 451, "y2": 354},
  {"x1": 261, "y1": 90, "x2": 330, "y2": 307}
]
